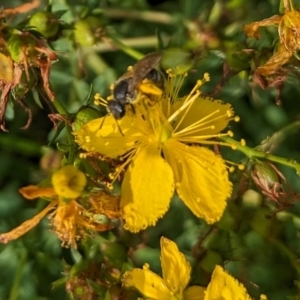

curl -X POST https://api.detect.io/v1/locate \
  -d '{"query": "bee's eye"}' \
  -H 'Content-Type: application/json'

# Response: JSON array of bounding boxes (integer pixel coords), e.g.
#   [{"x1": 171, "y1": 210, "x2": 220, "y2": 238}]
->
[{"x1": 113, "y1": 80, "x2": 129, "y2": 102}]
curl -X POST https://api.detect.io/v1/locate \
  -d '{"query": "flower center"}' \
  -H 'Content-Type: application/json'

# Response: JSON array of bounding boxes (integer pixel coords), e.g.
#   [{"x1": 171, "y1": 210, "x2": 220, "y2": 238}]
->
[{"x1": 160, "y1": 123, "x2": 172, "y2": 143}]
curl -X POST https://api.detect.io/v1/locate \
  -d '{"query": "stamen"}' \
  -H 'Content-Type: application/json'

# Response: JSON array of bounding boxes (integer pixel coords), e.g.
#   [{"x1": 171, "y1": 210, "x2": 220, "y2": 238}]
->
[
  {"x1": 172, "y1": 109, "x2": 222, "y2": 136},
  {"x1": 94, "y1": 93, "x2": 108, "y2": 108},
  {"x1": 169, "y1": 75, "x2": 210, "y2": 131},
  {"x1": 224, "y1": 159, "x2": 245, "y2": 172},
  {"x1": 109, "y1": 149, "x2": 137, "y2": 186},
  {"x1": 168, "y1": 91, "x2": 200, "y2": 124}
]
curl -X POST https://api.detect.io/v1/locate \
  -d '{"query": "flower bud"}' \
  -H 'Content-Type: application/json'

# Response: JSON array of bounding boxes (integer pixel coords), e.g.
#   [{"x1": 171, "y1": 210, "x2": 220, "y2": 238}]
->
[
  {"x1": 7, "y1": 34, "x2": 38, "y2": 63},
  {"x1": 74, "y1": 16, "x2": 103, "y2": 46},
  {"x1": 226, "y1": 47, "x2": 252, "y2": 71},
  {"x1": 251, "y1": 160, "x2": 280, "y2": 192},
  {"x1": 73, "y1": 107, "x2": 103, "y2": 131},
  {"x1": 200, "y1": 249, "x2": 223, "y2": 273},
  {"x1": 101, "y1": 242, "x2": 127, "y2": 269},
  {"x1": 29, "y1": 11, "x2": 59, "y2": 39}
]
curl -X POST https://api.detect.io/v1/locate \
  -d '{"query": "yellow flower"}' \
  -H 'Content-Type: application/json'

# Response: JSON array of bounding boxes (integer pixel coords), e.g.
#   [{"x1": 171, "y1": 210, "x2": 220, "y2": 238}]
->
[
  {"x1": 123, "y1": 238, "x2": 266, "y2": 300},
  {"x1": 0, "y1": 165, "x2": 120, "y2": 248},
  {"x1": 75, "y1": 73, "x2": 235, "y2": 232},
  {"x1": 204, "y1": 265, "x2": 267, "y2": 300},
  {"x1": 122, "y1": 236, "x2": 205, "y2": 300}
]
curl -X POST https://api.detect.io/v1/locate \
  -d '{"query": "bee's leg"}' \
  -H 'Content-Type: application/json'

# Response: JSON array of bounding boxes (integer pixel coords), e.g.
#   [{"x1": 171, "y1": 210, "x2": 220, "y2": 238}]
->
[{"x1": 129, "y1": 103, "x2": 136, "y2": 114}]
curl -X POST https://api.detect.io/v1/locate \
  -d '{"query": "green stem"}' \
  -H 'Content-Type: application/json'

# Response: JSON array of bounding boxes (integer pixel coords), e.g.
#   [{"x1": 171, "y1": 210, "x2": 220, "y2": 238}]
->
[
  {"x1": 51, "y1": 99, "x2": 76, "y2": 163},
  {"x1": 103, "y1": 9, "x2": 173, "y2": 25},
  {"x1": 219, "y1": 136, "x2": 300, "y2": 174},
  {"x1": 107, "y1": 33, "x2": 144, "y2": 60},
  {"x1": 9, "y1": 248, "x2": 27, "y2": 300},
  {"x1": 86, "y1": 36, "x2": 168, "y2": 53}
]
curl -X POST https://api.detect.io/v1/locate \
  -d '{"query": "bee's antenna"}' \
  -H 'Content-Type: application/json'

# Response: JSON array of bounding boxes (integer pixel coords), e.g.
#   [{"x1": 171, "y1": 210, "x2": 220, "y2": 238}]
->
[
  {"x1": 100, "y1": 114, "x2": 107, "y2": 130},
  {"x1": 100, "y1": 110, "x2": 124, "y2": 136}
]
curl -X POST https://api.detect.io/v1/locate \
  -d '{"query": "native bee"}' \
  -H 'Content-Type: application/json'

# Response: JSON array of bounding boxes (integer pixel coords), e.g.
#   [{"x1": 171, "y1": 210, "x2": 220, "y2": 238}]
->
[{"x1": 107, "y1": 51, "x2": 164, "y2": 120}]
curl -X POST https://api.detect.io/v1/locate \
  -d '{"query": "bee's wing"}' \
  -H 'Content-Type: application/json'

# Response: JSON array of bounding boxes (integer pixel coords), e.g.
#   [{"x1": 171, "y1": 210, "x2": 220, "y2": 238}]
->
[{"x1": 127, "y1": 51, "x2": 163, "y2": 93}]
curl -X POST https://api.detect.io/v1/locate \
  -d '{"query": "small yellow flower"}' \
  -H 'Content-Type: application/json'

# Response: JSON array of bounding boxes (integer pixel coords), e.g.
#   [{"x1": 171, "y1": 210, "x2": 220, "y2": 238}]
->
[
  {"x1": 0, "y1": 165, "x2": 120, "y2": 248},
  {"x1": 52, "y1": 164, "x2": 87, "y2": 198},
  {"x1": 75, "y1": 73, "x2": 235, "y2": 232},
  {"x1": 122, "y1": 237, "x2": 205, "y2": 300}
]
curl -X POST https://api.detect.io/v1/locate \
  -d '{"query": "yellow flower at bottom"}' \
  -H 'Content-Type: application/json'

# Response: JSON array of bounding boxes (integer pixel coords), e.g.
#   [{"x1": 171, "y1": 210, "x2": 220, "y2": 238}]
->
[
  {"x1": 122, "y1": 237, "x2": 205, "y2": 300},
  {"x1": 204, "y1": 266, "x2": 269, "y2": 300},
  {"x1": 75, "y1": 74, "x2": 235, "y2": 232}
]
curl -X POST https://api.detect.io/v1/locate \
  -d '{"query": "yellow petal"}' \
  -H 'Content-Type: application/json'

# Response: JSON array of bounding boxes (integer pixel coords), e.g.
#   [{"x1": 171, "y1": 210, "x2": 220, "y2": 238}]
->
[
  {"x1": 170, "y1": 97, "x2": 233, "y2": 138},
  {"x1": 0, "y1": 53, "x2": 13, "y2": 82},
  {"x1": 204, "y1": 265, "x2": 252, "y2": 300},
  {"x1": 122, "y1": 268, "x2": 172, "y2": 300},
  {"x1": 244, "y1": 15, "x2": 281, "y2": 38},
  {"x1": 256, "y1": 44, "x2": 292, "y2": 76},
  {"x1": 51, "y1": 165, "x2": 87, "y2": 199},
  {"x1": 19, "y1": 185, "x2": 56, "y2": 200},
  {"x1": 160, "y1": 237, "x2": 191, "y2": 294},
  {"x1": 164, "y1": 141, "x2": 232, "y2": 224},
  {"x1": 183, "y1": 286, "x2": 206, "y2": 300},
  {"x1": 121, "y1": 144, "x2": 175, "y2": 232},
  {"x1": 0, "y1": 201, "x2": 57, "y2": 243},
  {"x1": 74, "y1": 115, "x2": 142, "y2": 158}
]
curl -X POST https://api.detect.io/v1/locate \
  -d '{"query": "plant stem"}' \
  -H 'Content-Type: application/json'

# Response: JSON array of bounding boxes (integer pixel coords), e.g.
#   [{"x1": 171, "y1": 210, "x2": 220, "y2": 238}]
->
[
  {"x1": 107, "y1": 33, "x2": 145, "y2": 60},
  {"x1": 9, "y1": 249, "x2": 27, "y2": 300},
  {"x1": 219, "y1": 136, "x2": 300, "y2": 174},
  {"x1": 86, "y1": 36, "x2": 169, "y2": 53},
  {"x1": 103, "y1": 9, "x2": 173, "y2": 25}
]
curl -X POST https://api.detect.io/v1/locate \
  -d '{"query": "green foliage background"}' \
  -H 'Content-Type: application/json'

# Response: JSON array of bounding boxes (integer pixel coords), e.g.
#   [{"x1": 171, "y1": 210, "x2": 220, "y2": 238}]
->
[{"x1": 1, "y1": 0, "x2": 300, "y2": 299}]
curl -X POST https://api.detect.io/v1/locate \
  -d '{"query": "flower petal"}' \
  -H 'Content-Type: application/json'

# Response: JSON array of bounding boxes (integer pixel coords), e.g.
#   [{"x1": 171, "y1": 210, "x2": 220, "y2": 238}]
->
[
  {"x1": 160, "y1": 237, "x2": 191, "y2": 294},
  {"x1": 204, "y1": 265, "x2": 252, "y2": 300},
  {"x1": 0, "y1": 201, "x2": 57, "y2": 244},
  {"x1": 74, "y1": 115, "x2": 141, "y2": 158},
  {"x1": 122, "y1": 268, "x2": 172, "y2": 300},
  {"x1": 183, "y1": 286, "x2": 206, "y2": 300},
  {"x1": 164, "y1": 140, "x2": 232, "y2": 224},
  {"x1": 121, "y1": 144, "x2": 175, "y2": 232},
  {"x1": 170, "y1": 97, "x2": 233, "y2": 138},
  {"x1": 244, "y1": 15, "x2": 281, "y2": 38},
  {"x1": 19, "y1": 185, "x2": 56, "y2": 199}
]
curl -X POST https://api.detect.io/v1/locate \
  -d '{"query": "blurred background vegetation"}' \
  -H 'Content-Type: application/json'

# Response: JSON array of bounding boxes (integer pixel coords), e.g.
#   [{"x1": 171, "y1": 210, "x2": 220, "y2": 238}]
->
[{"x1": 1, "y1": 0, "x2": 300, "y2": 299}]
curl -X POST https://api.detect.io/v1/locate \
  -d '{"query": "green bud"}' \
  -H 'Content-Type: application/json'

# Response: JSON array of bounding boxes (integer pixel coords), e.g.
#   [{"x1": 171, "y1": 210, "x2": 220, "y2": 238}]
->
[
  {"x1": 251, "y1": 160, "x2": 280, "y2": 190},
  {"x1": 29, "y1": 11, "x2": 59, "y2": 38},
  {"x1": 160, "y1": 48, "x2": 193, "y2": 74},
  {"x1": 226, "y1": 47, "x2": 252, "y2": 71},
  {"x1": 73, "y1": 107, "x2": 103, "y2": 131},
  {"x1": 12, "y1": 68, "x2": 38, "y2": 98},
  {"x1": 7, "y1": 34, "x2": 38, "y2": 63},
  {"x1": 74, "y1": 16, "x2": 103, "y2": 46},
  {"x1": 199, "y1": 250, "x2": 223, "y2": 273},
  {"x1": 101, "y1": 242, "x2": 127, "y2": 269}
]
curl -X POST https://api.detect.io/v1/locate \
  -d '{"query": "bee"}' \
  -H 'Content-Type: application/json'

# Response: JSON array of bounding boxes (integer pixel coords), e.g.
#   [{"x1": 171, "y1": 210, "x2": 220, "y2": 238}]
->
[{"x1": 107, "y1": 51, "x2": 164, "y2": 120}]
